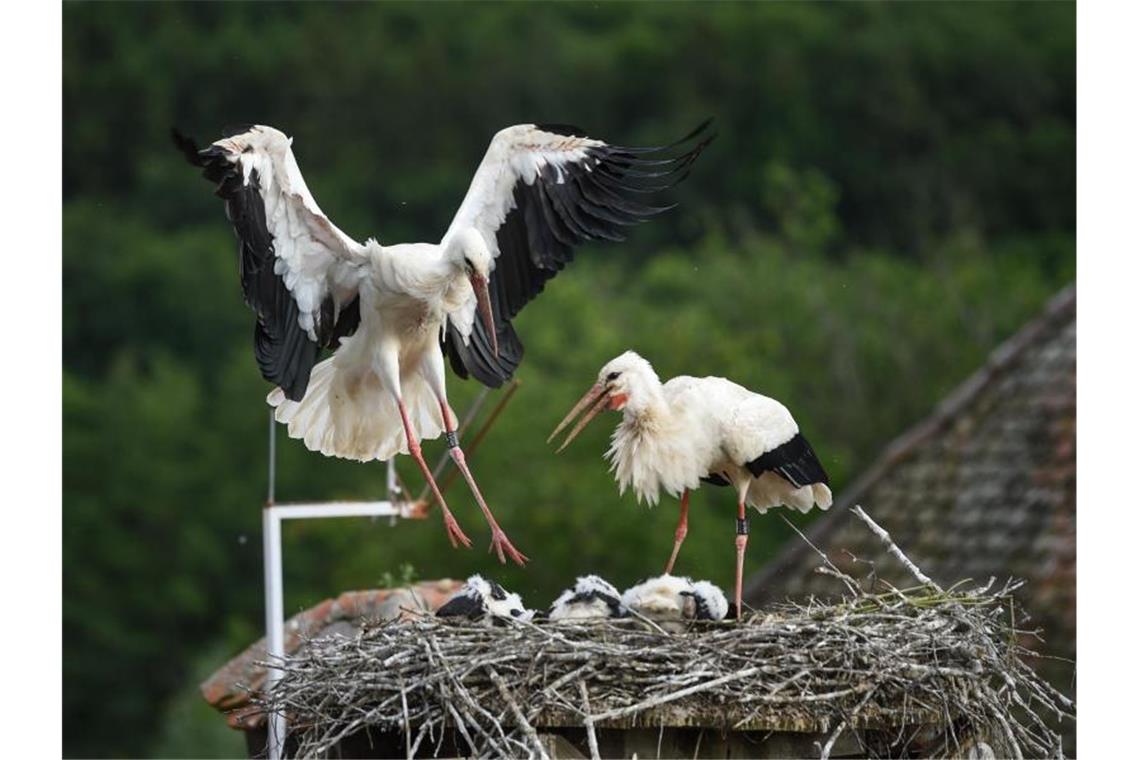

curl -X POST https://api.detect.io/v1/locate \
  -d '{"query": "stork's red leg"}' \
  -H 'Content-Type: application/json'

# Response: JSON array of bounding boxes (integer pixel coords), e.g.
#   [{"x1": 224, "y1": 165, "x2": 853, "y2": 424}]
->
[
  {"x1": 664, "y1": 489, "x2": 690, "y2": 574},
  {"x1": 734, "y1": 496, "x2": 749, "y2": 620},
  {"x1": 438, "y1": 401, "x2": 529, "y2": 566},
  {"x1": 397, "y1": 400, "x2": 472, "y2": 550}
]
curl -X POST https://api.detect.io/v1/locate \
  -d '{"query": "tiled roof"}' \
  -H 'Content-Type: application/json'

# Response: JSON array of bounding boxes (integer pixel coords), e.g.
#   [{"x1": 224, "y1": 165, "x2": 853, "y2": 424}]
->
[
  {"x1": 201, "y1": 579, "x2": 463, "y2": 729},
  {"x1": 746, "y1": 285, "x2": 1075, "y2": 666}
]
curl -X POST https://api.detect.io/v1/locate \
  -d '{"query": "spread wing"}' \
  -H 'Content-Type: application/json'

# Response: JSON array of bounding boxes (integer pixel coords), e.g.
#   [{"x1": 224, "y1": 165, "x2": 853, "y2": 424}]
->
[
  {"x1": 174, "y1": 125, "x2": 370, "y2": 401},
  {"x1": 440, "y1": 121, "x2": 714, "y2": 387}
]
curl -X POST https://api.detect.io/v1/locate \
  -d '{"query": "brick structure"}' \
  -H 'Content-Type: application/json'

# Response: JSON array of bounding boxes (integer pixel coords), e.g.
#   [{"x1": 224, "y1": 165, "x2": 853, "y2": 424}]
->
[{"x1": 201, "y1": 579, "x2": 463, "y2": 732}]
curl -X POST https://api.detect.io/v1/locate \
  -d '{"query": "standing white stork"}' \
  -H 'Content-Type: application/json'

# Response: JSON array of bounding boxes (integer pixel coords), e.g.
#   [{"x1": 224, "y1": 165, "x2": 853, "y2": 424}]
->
[
  {"x1": 174, "y1": 122, "x2": 712, "y2": 566},
  {"x1": 549, "y1": 351, "x2": 832, "y2": 616}
]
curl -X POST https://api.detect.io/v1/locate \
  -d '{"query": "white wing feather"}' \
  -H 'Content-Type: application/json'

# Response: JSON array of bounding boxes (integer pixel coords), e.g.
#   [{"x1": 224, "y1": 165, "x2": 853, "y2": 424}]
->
[
  {"x1": 213, "y1": 125, "x2": 370, "y2": 340},
  {"x1": 441, "y1": 124, "x2": 605, "y2": 259}
]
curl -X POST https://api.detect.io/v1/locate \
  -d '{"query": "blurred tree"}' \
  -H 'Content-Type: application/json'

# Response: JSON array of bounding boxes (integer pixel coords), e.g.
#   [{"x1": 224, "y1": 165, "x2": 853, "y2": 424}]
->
[{"x1": 62, "y1": 2, "x2": 1073, "y2": 756}]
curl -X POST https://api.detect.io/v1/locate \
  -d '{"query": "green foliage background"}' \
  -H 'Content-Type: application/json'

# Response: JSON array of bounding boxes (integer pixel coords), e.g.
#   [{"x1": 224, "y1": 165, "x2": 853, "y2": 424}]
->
[{"x1": 63, "y1": 3, "x2": 1074, "y2": 757}]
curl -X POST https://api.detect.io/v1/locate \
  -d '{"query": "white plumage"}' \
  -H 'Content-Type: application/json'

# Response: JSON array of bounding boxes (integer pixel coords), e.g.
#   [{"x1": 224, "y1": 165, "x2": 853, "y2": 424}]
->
[
  {"x1": 435, "y1": 575, "x2": 533, "y2": 624},
  {"x1": 688, "y1": 580, "x2": 730, "y2": 622},
  {"x1": 551, "y1": 351, "x2": 832, "y2": 616},
  {"x1": 548, "y1": 575, "x2": 626, "y2": 621},
  {"x1": 598, "y1": 353, "x2": 832, "y2": 512},
  {"x1": 621, "y1": 574, "x2": 729, "y2": 627},
  {"x1": 178, "y1": 122, "x2": 711, "y2": 566},
  {"x1": 621, "y1": 574, "x2": 694, "y2": 623}
]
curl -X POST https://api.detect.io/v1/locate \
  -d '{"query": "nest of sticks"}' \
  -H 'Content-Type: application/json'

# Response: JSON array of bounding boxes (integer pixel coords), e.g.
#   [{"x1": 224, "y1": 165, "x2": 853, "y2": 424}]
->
[{"x1": 261, "y1": 512, "x2": 1073, "y2": 759}]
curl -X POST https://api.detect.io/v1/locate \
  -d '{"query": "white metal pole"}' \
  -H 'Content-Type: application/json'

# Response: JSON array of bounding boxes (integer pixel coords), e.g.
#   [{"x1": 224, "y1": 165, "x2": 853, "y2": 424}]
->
[
  {"x1": 263, "y1": 506, "x2": 286, "y2": 759},
  {"x1": 264, "y1": 411, "x2": 285, "y2": 759}
]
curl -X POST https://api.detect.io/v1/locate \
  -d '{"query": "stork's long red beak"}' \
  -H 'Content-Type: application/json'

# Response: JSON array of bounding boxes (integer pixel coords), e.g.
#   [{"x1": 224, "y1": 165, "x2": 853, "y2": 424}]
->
[
  {"x1": 469, "y1": 273, "x2": 498, "y2": 357},
  {"x1": 548, "y1": 383, "x2": 608, "y2": 452}
]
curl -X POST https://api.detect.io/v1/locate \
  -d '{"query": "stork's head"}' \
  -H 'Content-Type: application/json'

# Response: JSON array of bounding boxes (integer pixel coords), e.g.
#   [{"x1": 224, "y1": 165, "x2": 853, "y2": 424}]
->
[
  {"x1": 448, "y1": 228, "x2": 497, "y2": 356},
  {"x1": 548, "y1": 351, "x2": 661, "y2": 452}
]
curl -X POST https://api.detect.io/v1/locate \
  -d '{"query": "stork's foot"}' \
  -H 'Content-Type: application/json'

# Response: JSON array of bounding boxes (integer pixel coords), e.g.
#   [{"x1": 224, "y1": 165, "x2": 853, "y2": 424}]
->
[
  {"x1": 489, "y1": 530, "x2": 529, "y2": 566},
  {"x1": 443, "y1": 513, "x2": 473, "y2": 550}
]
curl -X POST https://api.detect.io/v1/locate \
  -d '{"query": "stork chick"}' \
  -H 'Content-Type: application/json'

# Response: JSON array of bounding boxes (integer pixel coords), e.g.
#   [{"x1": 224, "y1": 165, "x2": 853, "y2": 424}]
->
[
  {"x1": 551, "y1": 351, "x2": 832, "y2": 618},
  {"x1": 548, "y1": 575, "x2": 626, "y2": 621},
  {"x1": 435, "y1": 575, "x2": 533, "y2": 624},
  {"x1": 621, "y1": 574, "x2": 728, "y2": 630}
]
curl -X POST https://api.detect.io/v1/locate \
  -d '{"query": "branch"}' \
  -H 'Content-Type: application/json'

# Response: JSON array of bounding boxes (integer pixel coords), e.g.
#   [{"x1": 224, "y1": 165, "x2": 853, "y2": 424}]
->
[{"x1": 851, "y1": 505, "x2": 943, "y2": 593}]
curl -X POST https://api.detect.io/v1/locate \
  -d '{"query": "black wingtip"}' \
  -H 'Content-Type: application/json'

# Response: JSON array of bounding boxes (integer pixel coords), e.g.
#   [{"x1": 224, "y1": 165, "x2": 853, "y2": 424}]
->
[
  {"x1": 681, "y1": 117, "x2": 715, "y2": 144},
  {"x1": 171, "y1": 127, "x2": 205, "y2": 167}
]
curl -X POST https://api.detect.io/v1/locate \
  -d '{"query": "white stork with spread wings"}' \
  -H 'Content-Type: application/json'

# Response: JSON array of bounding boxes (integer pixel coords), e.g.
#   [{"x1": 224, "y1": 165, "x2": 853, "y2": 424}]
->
[
  {"x1": 175, "y1": 122, "x2": 712, "y2": 566},
  {"x1": 549, "y1": 351, "x2": 831, "y2": 615}
]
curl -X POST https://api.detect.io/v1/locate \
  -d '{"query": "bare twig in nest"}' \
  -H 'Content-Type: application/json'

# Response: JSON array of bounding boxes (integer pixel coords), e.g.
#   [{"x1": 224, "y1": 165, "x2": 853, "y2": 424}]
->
[
  {"x1": 490, "y1": 668, "x2": 549, "y2": 760},
  {"x1": 851, "y1": 504, "x2": 944, "y2": 592},
  {"x1": 578, "y1": 681, "x2": 600, "y2": 760},
  {"x1": 781, "y1": 515, "x2": 862, "y2": 597}
]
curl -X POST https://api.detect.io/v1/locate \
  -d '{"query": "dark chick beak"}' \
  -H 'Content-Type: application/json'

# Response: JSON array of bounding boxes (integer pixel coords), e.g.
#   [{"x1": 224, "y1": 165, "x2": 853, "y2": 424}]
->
[
  {"x1": 469, "y1": 273, "x2": 498, "y2": 357},
  {"x1": 548, "y1": 383, "x2": 608, "y2": 452}
]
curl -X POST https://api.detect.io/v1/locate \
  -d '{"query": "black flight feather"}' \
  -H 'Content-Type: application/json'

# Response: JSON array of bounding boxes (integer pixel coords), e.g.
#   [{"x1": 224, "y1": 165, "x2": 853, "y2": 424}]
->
[
  {"x1": 435, "y1": 592, "x2": 485, "y2": 618},
  {"x1": 172, "y1": 127, "x2": 354, "y2": 401},
  {"x1": 745, "y1": 433, "x2": 830, "y2": 488},
  {"x1": 445, "y1": 120, "x2": 714, "y2": 388}
]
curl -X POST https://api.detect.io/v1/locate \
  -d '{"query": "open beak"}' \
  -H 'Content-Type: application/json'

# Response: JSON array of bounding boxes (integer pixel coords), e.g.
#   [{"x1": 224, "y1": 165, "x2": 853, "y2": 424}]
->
[
  {"x1": 548, "y1": 383, "x2": 609, "y2": 452},
  {"x1": 469, "y1": 273, "x2": 498, "y2": 357}
]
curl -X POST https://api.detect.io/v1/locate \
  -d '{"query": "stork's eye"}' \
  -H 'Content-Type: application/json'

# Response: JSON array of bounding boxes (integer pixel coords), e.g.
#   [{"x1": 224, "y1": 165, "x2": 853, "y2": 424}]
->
[
  {"x1": 463, "y1": 256, "x2": 474, "y2": 274},
  {"x1": 606, "y1": 371, "x2": 621, "y2": 381}
]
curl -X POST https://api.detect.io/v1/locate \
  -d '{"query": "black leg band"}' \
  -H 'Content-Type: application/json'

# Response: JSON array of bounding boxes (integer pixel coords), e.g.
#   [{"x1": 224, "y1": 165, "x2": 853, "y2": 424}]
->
[
  {"x1": 446, "y1": 431, "x2": 459, "y2": 449},
  {"x1": 736, "y1": 517, "x2": 750, "y2": 536}
]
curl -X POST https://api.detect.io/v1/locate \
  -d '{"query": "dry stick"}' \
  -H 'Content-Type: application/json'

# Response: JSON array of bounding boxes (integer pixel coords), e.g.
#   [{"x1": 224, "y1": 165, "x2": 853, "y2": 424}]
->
[
  {"x1": 818, "y1": 718, "x2": 848, "y2": 760},
  {"x1": 408, "y1": 720, "x2": 431, "y2": 758},
  {"x1": 780, "y1": 516, "x2": 862, "y2": 597},
  {"x1": 851, "y1": 505, "x2": 944, "y2": 593},
  {"x1": 399, "y1": 682, "x2": 412, "y2": 760},
  {"x1": 623, "y1": 606, "x2": 670, "y2": 636},
  {"x1": 589, "y1": 667, "x2": 761, "y2": 723},
  {"x1": 818, "y1": 683, "x2": 878, "y2": 760},
  {"x1": 420, "y1": 380, "x2": 521, "y2": 508},
  {"x1": 489, "y1": 668, "x2": 550, "y2": 760},
  {"x1": 578, "y1": 681, "x2": 601, "y2": 760}
]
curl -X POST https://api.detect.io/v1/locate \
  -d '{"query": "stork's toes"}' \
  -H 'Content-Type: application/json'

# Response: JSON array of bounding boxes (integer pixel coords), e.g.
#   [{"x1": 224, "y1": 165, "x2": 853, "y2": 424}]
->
[
  {"x1": 444, "y1": 515, "x2": 473, "y2": 550},
  {"x1": 489, "y1": 531, "x2": 529, "y2": 567}
]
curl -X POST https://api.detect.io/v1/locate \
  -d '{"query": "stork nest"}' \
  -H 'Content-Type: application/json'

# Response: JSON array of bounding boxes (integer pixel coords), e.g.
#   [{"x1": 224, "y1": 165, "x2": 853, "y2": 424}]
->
[{"x1": 261, "y1": 577, "x2": 1072, "y2": 759}]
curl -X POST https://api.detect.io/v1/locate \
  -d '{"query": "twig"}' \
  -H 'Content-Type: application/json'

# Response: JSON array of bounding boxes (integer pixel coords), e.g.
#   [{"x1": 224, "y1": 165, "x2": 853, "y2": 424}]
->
[
  {"x1": 851, "y1": 505, "x2": 944, "y2": 592},
  {"x1": 489, "y1": 667, "x2": 550, "y2": 760},
  {"x1": 818, "y1": 718, "x2": 847, "y2": 760},
  {"x1": 399, "y1": 681, "x2": 411, "y2": 760},
  {"x1": 579, "y1": 681, "x2": 601, "y2": 760},
  {"x1": 781, "y1": 515, "x2": 862, "y2": 597},
  {"x1": 589, "y1": 667, "x2": 761, "y2": 723}
]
